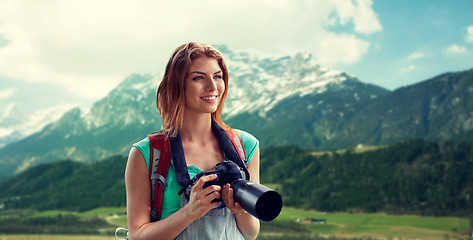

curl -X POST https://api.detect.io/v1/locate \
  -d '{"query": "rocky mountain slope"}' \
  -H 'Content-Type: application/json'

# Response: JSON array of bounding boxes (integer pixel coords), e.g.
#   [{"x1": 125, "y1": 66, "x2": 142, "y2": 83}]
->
[{"x1": 237, "y1": 68, "x2": 473, "y2": 150}]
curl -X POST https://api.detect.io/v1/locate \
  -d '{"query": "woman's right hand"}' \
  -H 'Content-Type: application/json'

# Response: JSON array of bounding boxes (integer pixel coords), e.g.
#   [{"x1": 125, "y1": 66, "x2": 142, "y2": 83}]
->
[{"x1": 183, "y1": 174, "x2": 221, "y2": 220}]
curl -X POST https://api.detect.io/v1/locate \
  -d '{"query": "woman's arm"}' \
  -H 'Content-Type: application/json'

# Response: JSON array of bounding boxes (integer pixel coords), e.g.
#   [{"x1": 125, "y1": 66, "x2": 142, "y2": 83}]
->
[
  {"x1": 125, "y1": 147, "x2": 222, "y2": 240},
  {"x1": 222, "y1": 147, "x2": 261, "y2": 240}
]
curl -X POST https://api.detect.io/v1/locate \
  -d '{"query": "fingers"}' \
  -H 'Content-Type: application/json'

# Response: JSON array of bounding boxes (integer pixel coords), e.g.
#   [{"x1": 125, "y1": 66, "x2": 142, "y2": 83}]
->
[
  {"x1": 190, "y1": 174, "x2": 221, "y2": 204},
  {"x1": 222, "y1": 184, "x2": 247, "y2": 215},
  {"x1": 185, "y1": 175, "x2": 221, "y2": 219},
  {"x1": 221, "y1": 184, "x2": 233, "y2": 204},
  {"x1": 193, "y1": 173, "x2": 217, "y2": 190},
  {"x1": 191, "y1": 176, "x2": 247, "y2": 216}
]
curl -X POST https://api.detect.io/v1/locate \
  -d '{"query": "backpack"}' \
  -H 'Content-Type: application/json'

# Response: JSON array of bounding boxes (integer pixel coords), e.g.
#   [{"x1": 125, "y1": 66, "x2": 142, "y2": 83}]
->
[{"x1": 148, "y1": 126, "x2": 248, "y2": 222}]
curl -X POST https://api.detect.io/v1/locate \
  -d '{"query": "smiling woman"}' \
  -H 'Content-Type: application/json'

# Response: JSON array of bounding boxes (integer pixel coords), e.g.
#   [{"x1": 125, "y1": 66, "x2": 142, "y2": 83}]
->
[
  {"x1": 125, "y1": 42, "x2": 261, "y2": 240},
  {"x1": 156, "y1": 43, "x2": 230, "y2": 138}
]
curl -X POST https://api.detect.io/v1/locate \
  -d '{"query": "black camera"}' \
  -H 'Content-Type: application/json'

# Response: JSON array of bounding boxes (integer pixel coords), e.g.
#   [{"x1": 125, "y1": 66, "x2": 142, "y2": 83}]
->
[{"x1": 192, "y1": 161, "x2": 283, "y2": 222}]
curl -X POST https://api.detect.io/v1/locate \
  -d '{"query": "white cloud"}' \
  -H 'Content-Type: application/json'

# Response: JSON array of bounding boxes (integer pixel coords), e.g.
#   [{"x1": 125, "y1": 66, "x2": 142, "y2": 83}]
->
[
  {"x1": 466, "y1": 26, "x2": 473, "y2": 43},
  {"x1": 0, "y1": 88, "x2": 17, "y2": 99},
  {"x1": 324, "y1": 0, "x2": 382, "y2": 34},
  {"x1": 340, "y1": 0, "x2": 383, "y2": 34},
  {"x1": 407, "y1": 52, "x2": 424, "y2": 60},
  {"x1": 314, "y1": 32, "x2": 371, "y2": 65},
  {"x1": 446, "y1": 44, "x2": 466, "y2": 54},
  {"x1": 0, "y1": 0, "x2": 382, "y2": 101},
  {"x1": 401, "y1": 65, "x2": 415, "y2": 72}
]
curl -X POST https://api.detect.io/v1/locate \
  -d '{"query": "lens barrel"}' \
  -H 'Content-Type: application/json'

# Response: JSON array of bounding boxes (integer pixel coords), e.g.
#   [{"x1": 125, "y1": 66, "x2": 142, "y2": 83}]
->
[{"x1": 231, "y1": 180, "x2": 283, "y2": 222}]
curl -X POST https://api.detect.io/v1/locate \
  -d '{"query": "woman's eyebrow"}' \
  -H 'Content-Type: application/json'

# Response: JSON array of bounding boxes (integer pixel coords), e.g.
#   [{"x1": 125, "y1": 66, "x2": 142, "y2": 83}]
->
[
  {"x1": 189, "y1": 71, "x2": 206, "y2": 75},
  {"x1": 189, "y1": 70, "x2": 222, "y2": 75}
]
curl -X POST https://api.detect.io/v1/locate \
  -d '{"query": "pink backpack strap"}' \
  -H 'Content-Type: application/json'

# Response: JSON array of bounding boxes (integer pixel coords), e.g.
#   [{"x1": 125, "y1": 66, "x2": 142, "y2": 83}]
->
[{"x1": 225, "y1": 129, "x2": 248, "y2": 167}]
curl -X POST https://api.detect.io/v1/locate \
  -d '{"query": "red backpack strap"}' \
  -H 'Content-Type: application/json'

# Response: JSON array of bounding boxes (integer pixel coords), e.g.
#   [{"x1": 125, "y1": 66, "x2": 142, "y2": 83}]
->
[
  {"x1": 148, "y1": 131, "x2": 171, "y2": 222},
  {"x1": 225, "y1": 129, "x2": 248, "y2": 167}
]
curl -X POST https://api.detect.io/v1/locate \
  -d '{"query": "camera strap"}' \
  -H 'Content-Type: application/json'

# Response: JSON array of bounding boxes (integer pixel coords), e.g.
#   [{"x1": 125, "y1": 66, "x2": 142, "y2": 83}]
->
[{"x1": 177, "y1": 171, "x2": 205, "y2": 199}]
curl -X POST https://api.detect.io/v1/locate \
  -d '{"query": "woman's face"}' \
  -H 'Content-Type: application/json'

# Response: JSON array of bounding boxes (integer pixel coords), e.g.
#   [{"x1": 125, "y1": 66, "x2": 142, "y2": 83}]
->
[{"x1": 184, "y1": 56, "x2": 225, "y2": 115}]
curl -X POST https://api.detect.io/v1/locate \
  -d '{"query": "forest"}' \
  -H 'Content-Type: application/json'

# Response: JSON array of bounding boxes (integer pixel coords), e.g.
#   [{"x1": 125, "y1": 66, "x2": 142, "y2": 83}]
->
[
  {"x1": 262, "y1": 140, "x2": 473, "y2": 217},
  {"x1": 0, "y1": 139, "x2": 472, "y2": 217}
]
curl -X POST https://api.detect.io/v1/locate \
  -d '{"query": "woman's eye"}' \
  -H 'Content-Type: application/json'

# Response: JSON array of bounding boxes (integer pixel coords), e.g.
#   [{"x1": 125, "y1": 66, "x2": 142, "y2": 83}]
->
[
  {"x1": 214, "y1": 75, "x2": 222, "y2": 79},
  {"x1": 192, "y1": 76, "x2": 203, "y2": 80}
]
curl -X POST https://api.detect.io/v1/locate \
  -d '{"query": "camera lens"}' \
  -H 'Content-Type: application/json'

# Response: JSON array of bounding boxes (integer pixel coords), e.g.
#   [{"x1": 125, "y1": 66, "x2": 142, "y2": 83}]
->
[{"x1": 232, "y1": 180, "x2": 283, "y2": 222}]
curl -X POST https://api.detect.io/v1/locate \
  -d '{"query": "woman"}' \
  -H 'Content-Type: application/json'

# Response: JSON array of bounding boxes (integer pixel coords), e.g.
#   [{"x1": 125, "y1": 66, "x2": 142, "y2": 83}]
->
[{"x1": 125, "y1": 42, "x2": 260, "y2": 240}]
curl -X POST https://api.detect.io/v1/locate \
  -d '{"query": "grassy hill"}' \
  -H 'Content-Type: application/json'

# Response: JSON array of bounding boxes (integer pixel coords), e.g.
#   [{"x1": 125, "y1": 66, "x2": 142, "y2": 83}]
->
[{"x1": 0, "y1": 155, "x2": 127, "y2": 211}]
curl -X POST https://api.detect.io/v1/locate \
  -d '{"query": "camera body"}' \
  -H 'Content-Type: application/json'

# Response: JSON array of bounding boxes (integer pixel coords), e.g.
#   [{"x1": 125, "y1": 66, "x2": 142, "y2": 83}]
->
[
  {"x1": 197, "y1": 161, "x2": 283, "y2": 222},
  {"x1": 201, "y1": 161, "x2": 248, "y2": 202}
]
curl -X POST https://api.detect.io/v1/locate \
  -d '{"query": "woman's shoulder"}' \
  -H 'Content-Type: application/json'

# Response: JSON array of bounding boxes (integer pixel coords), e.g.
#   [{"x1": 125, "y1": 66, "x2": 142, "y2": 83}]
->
[
  {"x1": 235, "y1": 129, "x2": 258, "y2": 145},
  {"x1": 133, "y1": 136, "x2": 150, "y2": 152},
  {"x1": 234, "y1": 129, "x2": 259, "y2": 163},
  {"x1": 132, "y1": 137, "x2": 151, "y2": 169}
]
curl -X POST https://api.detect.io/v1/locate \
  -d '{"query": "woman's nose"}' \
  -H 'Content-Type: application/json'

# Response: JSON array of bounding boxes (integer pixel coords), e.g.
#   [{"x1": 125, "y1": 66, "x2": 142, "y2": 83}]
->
[{"x1": 205, "y1": 77, "x2": 217, "y2": 91}]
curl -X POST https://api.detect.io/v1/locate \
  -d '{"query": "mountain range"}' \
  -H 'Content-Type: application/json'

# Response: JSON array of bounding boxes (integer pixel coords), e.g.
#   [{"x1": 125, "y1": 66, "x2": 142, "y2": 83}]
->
[
  {"x1": 0, "y1": 45, "x2": 472, "y2": 178},
  {"x1": 234, "y1": 67, "x2": 473, "y2": 150}
]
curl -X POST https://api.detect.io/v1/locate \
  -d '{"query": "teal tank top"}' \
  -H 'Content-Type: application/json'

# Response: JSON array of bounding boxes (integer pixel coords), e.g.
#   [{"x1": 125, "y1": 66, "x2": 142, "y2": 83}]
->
[{"x1": 132, "y1": 130, "x2": 259, "y2": 219}]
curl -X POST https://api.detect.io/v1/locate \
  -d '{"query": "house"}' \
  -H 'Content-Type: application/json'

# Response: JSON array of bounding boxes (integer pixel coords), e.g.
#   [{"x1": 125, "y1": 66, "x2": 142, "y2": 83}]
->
[
  {"x1": 296, "y1": 217, "x2": 327, "y2": 224},
  {"x1": 460, "y1": 231, "x2": 472, "y2": 237}
]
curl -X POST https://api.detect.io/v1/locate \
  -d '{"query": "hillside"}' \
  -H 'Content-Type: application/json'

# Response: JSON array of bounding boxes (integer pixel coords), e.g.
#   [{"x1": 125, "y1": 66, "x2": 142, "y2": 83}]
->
[
  {"x1": 1, "y1": 140, "x2": 472, "y2": 217},
  {"x1": 0, "y1": 155, "x2": 126, "y2": 211},
  {"x1": 341, "y1": 69, "x2": 473, "y2": 146},
  {"x1": 230, "y1": 68, "x2": 473, "y2": 150},
  {"x1": 261, "y1": 141, "x2": 473, "y2": 216}
]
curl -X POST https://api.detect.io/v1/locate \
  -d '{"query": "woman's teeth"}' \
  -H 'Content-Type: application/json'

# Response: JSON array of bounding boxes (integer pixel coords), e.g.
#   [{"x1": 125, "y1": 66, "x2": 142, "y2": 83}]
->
[{"x1": 202, "y1": 96, "x2": 217, "y2": 100}]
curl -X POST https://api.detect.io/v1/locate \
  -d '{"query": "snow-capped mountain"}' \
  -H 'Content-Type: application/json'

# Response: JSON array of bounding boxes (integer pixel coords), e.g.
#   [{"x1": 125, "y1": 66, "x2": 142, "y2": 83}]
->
[
  {"x1": 219, "y1": 45, "x2": 357, "y2": 118},
  {"x1": 84, "y1": 73, "x2": 159, "y2": 130},
  {"x1": 1, "y1": 44, "x2": 471, "y2": 178},
  {"x1": 0, "y1": 103, "x2": 78, "y2": 148},
  {"x1": 1, "y1": 45, "x2": 373, "y2": 176}
]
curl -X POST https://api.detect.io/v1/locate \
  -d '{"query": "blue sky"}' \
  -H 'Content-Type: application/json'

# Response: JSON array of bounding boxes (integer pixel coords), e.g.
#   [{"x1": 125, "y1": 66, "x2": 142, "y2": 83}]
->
[
  {"x1": 0, "y1": 0, "x2": 472, "y2": 134},
  {"x1": 344, "y1": 0, "x2": 473, "y2": 89}
]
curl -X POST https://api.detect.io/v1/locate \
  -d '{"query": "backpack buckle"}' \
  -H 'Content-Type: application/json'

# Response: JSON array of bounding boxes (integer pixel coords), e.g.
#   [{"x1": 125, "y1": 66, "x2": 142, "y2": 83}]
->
[
  {"x1": 150, "y1": 208, "x2": 158, "y2": 222},
  {"x1": 151, "y1": 173, "x2": 168, "y2": 190}
]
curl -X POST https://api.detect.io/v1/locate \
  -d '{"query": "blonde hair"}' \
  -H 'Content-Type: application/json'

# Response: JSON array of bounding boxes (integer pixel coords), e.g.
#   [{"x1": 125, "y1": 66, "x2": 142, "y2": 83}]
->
[{"x1": 157, "y1": 42, "x2": 229, "y2": 136}]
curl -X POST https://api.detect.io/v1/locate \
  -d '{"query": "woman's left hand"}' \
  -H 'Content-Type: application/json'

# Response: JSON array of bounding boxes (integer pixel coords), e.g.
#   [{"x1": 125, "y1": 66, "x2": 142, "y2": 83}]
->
[{"x1": 221, "y1": 183, "x2": 247, "y2": 215}]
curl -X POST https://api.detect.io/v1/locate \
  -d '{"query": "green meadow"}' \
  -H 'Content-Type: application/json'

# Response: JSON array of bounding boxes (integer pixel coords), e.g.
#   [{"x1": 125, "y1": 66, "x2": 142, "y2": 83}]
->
[
  {"x1": 274, "y1": 207, "x2": 469, "y2": 239},
  {"x1": 1, "y1": 206, "x2": 469, "y2": 240}
]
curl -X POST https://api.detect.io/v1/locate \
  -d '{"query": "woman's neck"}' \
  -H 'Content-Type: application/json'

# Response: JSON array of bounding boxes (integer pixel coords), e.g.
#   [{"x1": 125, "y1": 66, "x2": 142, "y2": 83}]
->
[{"x1": 180, "y1": 112, "x2": 213, "y2": 142}]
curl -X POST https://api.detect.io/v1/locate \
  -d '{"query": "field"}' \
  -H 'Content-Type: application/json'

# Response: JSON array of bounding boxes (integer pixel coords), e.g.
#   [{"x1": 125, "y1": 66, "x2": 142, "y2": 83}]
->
[
  {"x1": 0, "y1": 207, "x2": 470, "y2": 240},
  {"x1": 26, "y1": 207, "x2": 128, "y2": 227},
  {"x1": 276, "y1": 207, "x2": 470, "y2": 239}
]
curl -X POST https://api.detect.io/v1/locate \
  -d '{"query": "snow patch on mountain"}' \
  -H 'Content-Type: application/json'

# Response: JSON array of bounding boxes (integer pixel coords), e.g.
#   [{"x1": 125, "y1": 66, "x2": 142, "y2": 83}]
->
[
  {"x1": 0, "y1": 103, "x2": 80, "y2": 148},
  {"x1": 218, "y1": 46, "x2": 354, "y2": 118},
  {"x1": 83, "y1": 73, "x2": 159, "y2": 130}
]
